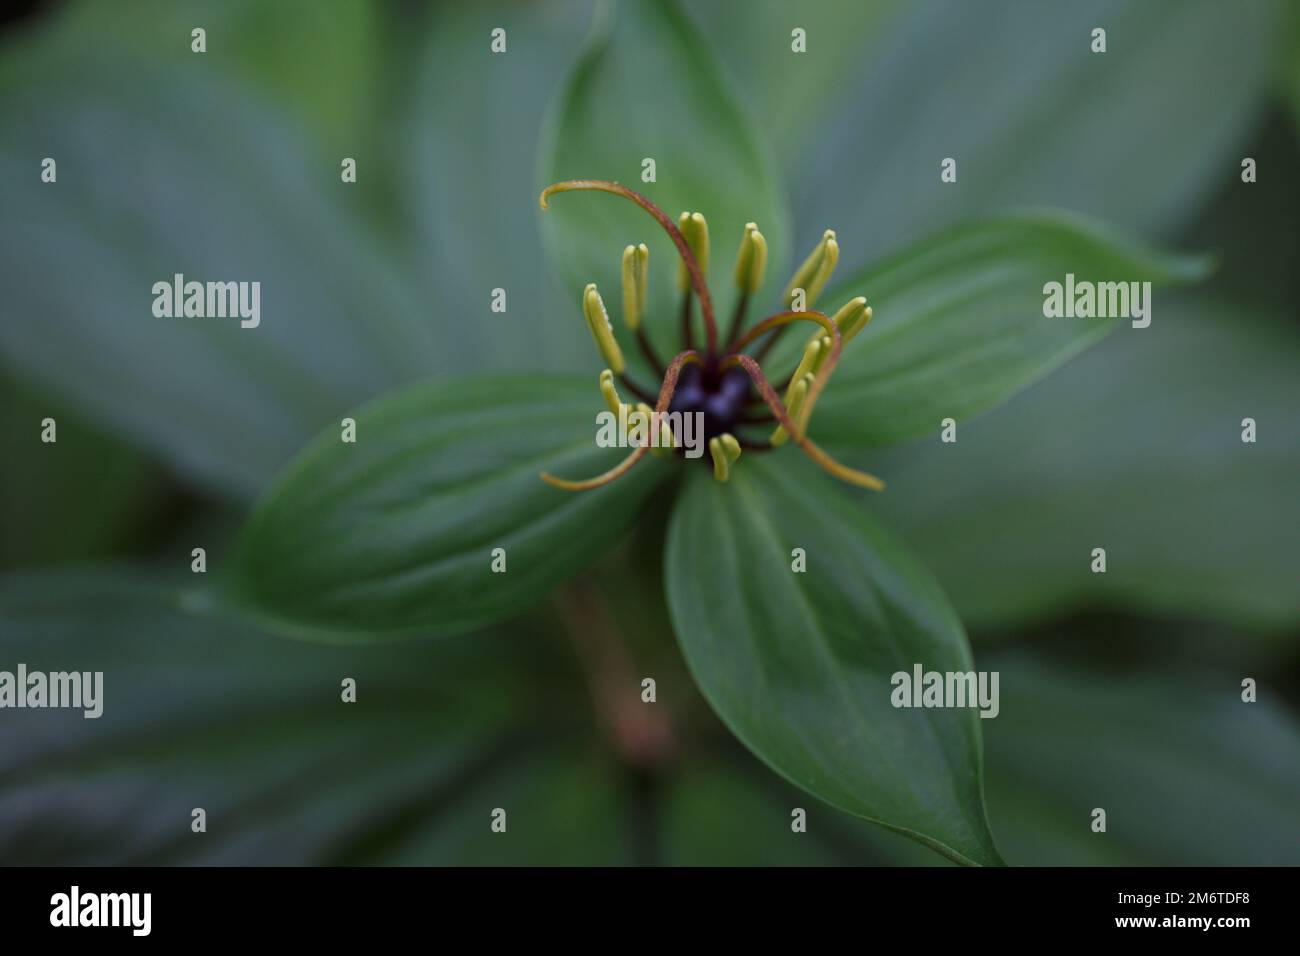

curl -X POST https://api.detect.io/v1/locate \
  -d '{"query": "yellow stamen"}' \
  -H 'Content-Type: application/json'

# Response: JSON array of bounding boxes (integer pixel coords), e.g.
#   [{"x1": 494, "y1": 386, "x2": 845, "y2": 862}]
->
[
  {"x1": 770, "y1": 374, "x2": 811, "y2": 447},
  {"x1": 583, "y1": 283, "x2": 625, "y2": 374},
  {"x1": 783, "y1": 229, "x2": 838, "y2": 309},
  {"x1": 541, "y1": 445, "x2": 648, "y2": 491},
  {"x1": 598, "y1": 369, "x2": 623, "y2": 417},
  {"x1": 675, "y1": 211, "x2": 710, "y2": 292},
  {"x1": 709, "y1": 432, "x2": 742, "y2": 482},
  {"x1": 621, "y1": 243, "x2": 649, "y2": 331},
  {"x1": 789, "y1": 336, "x2": 823, "y2": 386},
  {"x1": 830, "y1": 296, "x2": 872, "y2": 342},
  {"x1": 631, "y1": 401, "x2": 675, "y2": 458},
  {"x1": 728, "y1": 353, "x2": 884, "y2": 491},
  {"x1": 733, "y1": 222, "x2": 768, "y2": 293}
]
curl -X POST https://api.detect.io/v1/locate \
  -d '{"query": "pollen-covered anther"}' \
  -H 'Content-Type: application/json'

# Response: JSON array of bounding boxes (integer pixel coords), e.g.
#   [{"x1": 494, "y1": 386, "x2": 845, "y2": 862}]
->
[
  {"x1": 733, "y1": 222, "x2": 768, "y2": 293},
  {"x1": 582, "y1": 283, "x2": 625, "y2": 374},
  {"x1": 621, "y1": 243, "x2": 649, "y2": 331},
  {"x1": 675, "y1": 211, "x2": 710, "y2": 292},
  {"x1": 708, "y1": 433, "x2": 742, "y2": 482},
  {"x1": 783, "y1": 229, "x2": 839, "y2": 309}
]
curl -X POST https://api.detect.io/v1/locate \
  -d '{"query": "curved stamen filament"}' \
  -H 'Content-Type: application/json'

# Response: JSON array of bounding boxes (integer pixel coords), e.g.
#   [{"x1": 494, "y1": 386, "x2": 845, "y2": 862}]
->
[
  {"x1": 541, "y1": 180, "x2": 718, "y2": 356},
  {"x1": 542, "y1": 350, "x2": 702, "y2": 491},
  {"x1": 540, "y1": 443, "x2": 650, "y2": 492},
  {"x1": 726, "y1": 354, "x2": 884, "y2": 491},
  {"x1": 730, "y1": 310, "x2": 841, "y2": 434},
  {"x1": 730, "y1": 309, "x2": 834, "y2": 354}
]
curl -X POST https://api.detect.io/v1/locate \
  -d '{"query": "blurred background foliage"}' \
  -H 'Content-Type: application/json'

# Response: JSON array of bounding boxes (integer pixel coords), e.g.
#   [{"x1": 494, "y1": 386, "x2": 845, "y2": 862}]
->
[{"x1": 0, "y1": 0, "x2": 1296, "y2": 864}]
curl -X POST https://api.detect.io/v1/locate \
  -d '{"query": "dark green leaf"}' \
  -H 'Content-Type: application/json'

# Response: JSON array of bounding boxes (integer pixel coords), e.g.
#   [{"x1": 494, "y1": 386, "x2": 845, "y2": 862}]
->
[
  {"x1": 224, "y1": 375, "x2": 669, "y2": 640},
  {"x1": 984, "y1": 653, "x2": 1300, "y2": 865},
  {"x1": 665, "y1": 454, "x2": 1002, "y2": 865},
  {"x1": 802, "y1": 212, "x2": 1210, "y2": 447},
  {"x1": 0, "y1": 570, "x2": 605, "y2": 864},
  {"x1": 660, "y1": 752, "x2": 949, "y2": 866},
  {"x1": 401, "y1": 1, "x2": 594, "y2": 374},
  {"x1": 693, "y1": 0, "x2": 906, "y2": 167},
  {"x1": 10, "y1": 0, "x2": 381, "y2": 154},
  {"x1": 0, "y1": 50, "x2": 437, "y2": 498},
  {"x1": 795, "y1": 0, "x2": 1283, "y2": 271},
  {"x1": 0, "y1": 380, "x2": 158, "y2": 568},
  {"x1": 0, "y1": 568, "x2": 924, "y2": 866},
  {"x1": 870, "y1": 297, "x2": 1300, "y2": 631},
  {"x1": 540, "y1": 0, "x2": 791, "y2": 362}
]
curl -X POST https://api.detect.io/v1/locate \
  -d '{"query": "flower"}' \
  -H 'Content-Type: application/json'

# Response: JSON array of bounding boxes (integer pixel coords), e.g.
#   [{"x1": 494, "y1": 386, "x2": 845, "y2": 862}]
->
[{"x1": 537, "y1": 179, "x2": 883, "y2": 491}]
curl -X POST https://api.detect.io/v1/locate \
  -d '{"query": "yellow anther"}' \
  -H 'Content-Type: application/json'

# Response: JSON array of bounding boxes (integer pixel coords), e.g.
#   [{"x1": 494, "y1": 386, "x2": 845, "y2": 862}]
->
[
  {"x1": 621, "y1": 243, "x2": 649, "y2": 331},
  {"x1": 789, "y1": 336, "x2": 823, "y2": 386},
  {"x1": 770, "y1": 374, "x2": 812, "y2": 447},
  {"x1": 783, "y1": 229, "x2": 838, "y2": 308},
  {"x1": 733, "y1": 222, "x2": 768, "y2": 293},
  {"x1": 598, "y1": 369, "x2": 624, "y2": 417},
  {"x1": 709, "y1": 432, "x2": 742, "y2": 482},
  {"x1": 811, "y1": 333, "x2": 833, "y2": 374},
  {"x1": 830, "y1": 296, "x2": 871, "y2": 343},
  {"x1": 675, "y1": 211, "x2": 710, "y2": 292},
  {"x1": 630, "y1": 401, "x2": 674, "y2": 458},
  {"x1": 583, "y1": 283, "x2": 625, "y2": 374}
]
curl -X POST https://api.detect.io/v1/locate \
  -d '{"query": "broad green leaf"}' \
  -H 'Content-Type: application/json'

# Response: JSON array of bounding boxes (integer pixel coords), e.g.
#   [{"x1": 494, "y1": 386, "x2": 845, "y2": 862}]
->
[
  {"x1": 224, "y1": 375, "x2": 669, "y2": 641},
  {"x1": 0, "y1": 568, "x2": 929, "y2": 865},
  {"x1": 984, "y1": 653, "x2": 1300, "y2": 865},
  {"x1": 0, "y1": 570, "x2": 599, "y2": 864},
  {"x1": 795, "y1": 0, "x2": 1282, "y2": 272},
  {"x1": 402, "y1": 1, "x2": 595, "y2": 374},
  {"x1": 6, "y1": 0, "x2": 379, "y2": 154},
  {"x1": 665, "y1": 454, "x2": 1002, "y2": 866},
  {"x1": 540, "y1": 0, "x2": 791, "y2": 365},
  {"x1": 869, "y1": 297, "x2": 1300, "y2": 631},
  {"x1": 0, "y1": 51, "x2": 438, "y2": 499},
  {"x1": 798, "y1": 212, "x2": 1210, "y2": 447},
  {"x1": 692, "y1": 0, "x2": 906, "y2": 167},
  {"x1": 660, "y1": 751, "x2": 948, "y2": 866}
]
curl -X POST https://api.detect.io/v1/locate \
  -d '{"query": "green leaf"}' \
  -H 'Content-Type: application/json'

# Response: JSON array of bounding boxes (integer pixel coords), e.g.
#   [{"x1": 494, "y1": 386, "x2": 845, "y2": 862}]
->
[
  {"x1": 10, "y1": 0, "x2": 379, "y2": 154},
  {"x1": 870, "y1": 297, "x2": 1300, "y2": 631},
  {"x1": 540, "y1": 0, "x2": 791, "y2": 361},
  {"x1": 665, "y1": 454, "x2": 1002, "y2": 866},
  {"x1": 795, "y1": 0, "x2": 1283, "y2": 272},
  {"x1": 800, "y1": 212, "x2": 1210, "y2": 447},
  {"x1": 224, "y1": 375, "x2": 669, "y2": 641},
  {"x1": 0, "y1": 568, "x2": 928, "y2": 866},
  {"x1": 0, "y1": 379, "x2": 158, "y2": 569},
  {"x1": 0, "y1": 569, "x2": 625, "y2": 864},
  {"x1": 0, "y1": 49, "x2": 437, "y2": 498},
  {"x1": 984, "y1": 653, "x2": 1300, "y2": 865},
  {"x1": 660, "y1": 750, "x2": 951, "y2": 866},
  {"x1": 692, "y1": 0, "x2": 907, "y2": 167},
  {"x1": 401, "y1": 1, "x2": 594, "y2": 374}
]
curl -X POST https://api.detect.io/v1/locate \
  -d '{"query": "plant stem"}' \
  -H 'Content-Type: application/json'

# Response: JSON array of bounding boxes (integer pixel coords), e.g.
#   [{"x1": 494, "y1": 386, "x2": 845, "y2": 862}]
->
[{"x1": 554, "y1": 579, "x2": 675, "y2": 772}]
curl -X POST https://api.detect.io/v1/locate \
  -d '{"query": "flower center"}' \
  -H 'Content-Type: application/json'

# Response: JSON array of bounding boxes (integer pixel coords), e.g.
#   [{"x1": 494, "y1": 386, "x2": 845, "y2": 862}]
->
[
  {"x1": 536, "y1": 179, "x2": 885, "y2": 491},
  {"x1": 668, "y1": 363, "x2": 751, "y2": 446}
]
